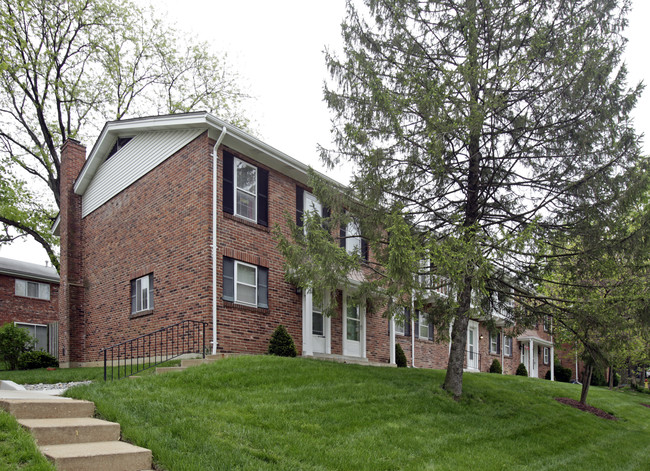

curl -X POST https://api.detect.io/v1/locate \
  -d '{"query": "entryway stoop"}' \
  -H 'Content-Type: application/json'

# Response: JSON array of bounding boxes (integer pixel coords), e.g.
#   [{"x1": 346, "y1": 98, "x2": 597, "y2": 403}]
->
[
  {"x1": 0, "y1": 398, "x2": 152, "y2": 471},
  {"x1": 155, "y1": 352, "x2": 238, "y2": 374}
]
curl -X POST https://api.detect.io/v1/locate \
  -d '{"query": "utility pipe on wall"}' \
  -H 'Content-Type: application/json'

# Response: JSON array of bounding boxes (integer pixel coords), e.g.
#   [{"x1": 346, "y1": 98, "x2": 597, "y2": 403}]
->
[{"x1": 212, "y1": 126, "x2": 227, "y2": 355}]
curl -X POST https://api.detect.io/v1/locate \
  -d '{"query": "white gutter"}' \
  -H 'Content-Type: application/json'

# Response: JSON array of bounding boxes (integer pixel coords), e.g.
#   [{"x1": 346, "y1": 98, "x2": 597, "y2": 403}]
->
[{"x1": 212, "y1": 126, "x2": 227, "y2": 354}]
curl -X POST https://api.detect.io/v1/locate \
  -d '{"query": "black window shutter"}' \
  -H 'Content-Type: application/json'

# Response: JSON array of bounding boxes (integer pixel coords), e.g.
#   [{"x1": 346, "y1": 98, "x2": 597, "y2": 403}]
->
[
  {"x1": 497, "y1": 332, "x2": 501, "y2": 354},
  {"x1": 428, "y1": 321, "x2": 434, "y2": 340},
  {"x1": 130, "y1": 279, "x2": 136, "y2": 313},
  {"x1": 296, "y1": 187, "x2": 304, "y2": 227},
  {"x1": 148, "y1": 274, "x2": 154, "y2": 309},
  {"x1": 322, "y1": 206, "x2": 330, "y2": 230},
  {"x1": 257, "y1": 167, "x2": 269, "y2": 227},
  {"x1": 223, "y1": 257, "x2": 234, "y2": 302},
  {"x1": 257, "y1": 266, "x2": 269, "y2": 308},
  {"x1": 415, "y1": 310, "x2": 420, "y2": 339},
  {"x1": 404, "y1": 308, "x2": 411, "y2": 336},
  {"x1": 361, "y1": 238, "x2": 369, "y2": 261},
  {"x1": 223, "y1": 151, "x2": 234, "y2": 215},
  {"x1": 339, "y1": 224, "x2": 346, "y2": 248}
]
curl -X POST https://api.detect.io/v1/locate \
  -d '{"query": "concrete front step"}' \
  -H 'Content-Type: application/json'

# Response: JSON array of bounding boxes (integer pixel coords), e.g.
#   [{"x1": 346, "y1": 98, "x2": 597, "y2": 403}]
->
[
  {"x1": 18, "y1": 417, "x2": 120, "y2": 445},
  {"x1": 156, "y1": 352, "x2": 240, "y2": 374},
  {"x1": 39, "y1": 440, "x2": 152, "y2": 471},
  {"x1": 0, "y1": 399, "x2": 95, "y2": 419}
]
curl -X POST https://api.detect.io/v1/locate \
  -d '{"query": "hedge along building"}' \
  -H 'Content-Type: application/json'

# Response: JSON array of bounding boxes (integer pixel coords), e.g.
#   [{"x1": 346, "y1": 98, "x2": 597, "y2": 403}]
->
[
  {"x1": 54, "y1": 111, "x2": 554, "y2": 378},
  {"x1": 0, "y1": 257, "x2": 59, "y2": 356}
]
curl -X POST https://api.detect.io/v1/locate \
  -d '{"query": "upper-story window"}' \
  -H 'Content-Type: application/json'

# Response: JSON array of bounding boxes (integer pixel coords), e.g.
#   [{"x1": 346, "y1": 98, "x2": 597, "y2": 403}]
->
[
  {"x1": 15, "y1": 279, "x2": 50, "y2": 301},
  {"x1": 340, "y1": 219, "x2": 368, "y2": 261},
  {"x1": 235, "y1": 158, "x2": 257, "y2": 221},
  {"x1": 543, "y1": 315, "x2": 551, "y2": 332},
  {"x1": 296, "y1": 187, "x2": 329, "y2": 233},
  {"x1": 223, "y1": 150, "x2": 268, "y2": 226}
]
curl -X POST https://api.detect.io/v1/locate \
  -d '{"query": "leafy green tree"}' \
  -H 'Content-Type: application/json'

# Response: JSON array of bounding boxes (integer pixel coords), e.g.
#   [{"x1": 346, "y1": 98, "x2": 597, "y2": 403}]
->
[
  {"x1": 278, "y1": 0, "x2": 645, "y2": 398},
  {"x1": 0, "y1": 0, "x2": 249, "y2": 269}
]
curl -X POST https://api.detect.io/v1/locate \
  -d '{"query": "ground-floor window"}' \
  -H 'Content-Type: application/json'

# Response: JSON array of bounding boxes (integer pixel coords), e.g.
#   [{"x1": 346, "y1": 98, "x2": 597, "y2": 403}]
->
[{"x1": 15, "y1": 322, "x2": 48, "y2": 351}]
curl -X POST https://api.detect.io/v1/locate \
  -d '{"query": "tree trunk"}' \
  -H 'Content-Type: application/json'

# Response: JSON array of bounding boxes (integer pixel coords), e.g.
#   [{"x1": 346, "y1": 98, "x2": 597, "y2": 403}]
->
[
  {"x1": 608, "y1": 364, "x2": 614, "y2": 390},
  {"x1": 580, "y1": 363, "x2": 593, "y2": 405},
  {"x1": 442, "y1": 277, "x2": 473, "y2": 398}
]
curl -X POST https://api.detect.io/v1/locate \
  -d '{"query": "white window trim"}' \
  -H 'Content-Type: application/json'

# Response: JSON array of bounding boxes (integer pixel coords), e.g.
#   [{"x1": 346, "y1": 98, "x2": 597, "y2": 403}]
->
[
  {"x1": 504, "y1": 336, "x2": 512, "y2": 357},
  {"x1": 489, "y1": 333, "x2": 498, "y2": 354},
  {"x1": 133, "y1": 274, "x2": 153, "y2": 313},
  {"x1": 234, "y1": 260, "x2": 258, "y2": 307},
  {"x1": 346, "y1": 221, "x2": 361, "y2": 254},
  {"x1": 304, "y1": 192, "x2": 323, "y2": 234},
  {"x1": 543, "y1": 346, "x2": 550, "y2": 365},
  {"x1": 15, "y1": 279, "x2": 50, "y2": 301},
  {"x1": 418, "y1": 312, "x2": 429, "y2": 340},
  {"x1": 312, "y1": 302, "x2": 324, "y2": 337},
  {"x1": 234, "y1": 157, "x2": 257, "y2": 222},
  {"x1": 14, "y1": 322, "x2": 48, "y2": 351}
]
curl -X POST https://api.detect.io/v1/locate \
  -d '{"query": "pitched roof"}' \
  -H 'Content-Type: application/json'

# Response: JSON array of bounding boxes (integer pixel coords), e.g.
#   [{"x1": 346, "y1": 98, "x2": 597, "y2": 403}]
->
[{"x1": 0, "y1": 257, "x2": 59, "y2": 283}]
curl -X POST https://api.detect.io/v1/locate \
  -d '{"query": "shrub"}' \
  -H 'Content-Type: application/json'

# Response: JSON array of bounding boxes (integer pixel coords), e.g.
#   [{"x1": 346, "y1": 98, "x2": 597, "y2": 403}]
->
[
  {"x1": 0, "y1": 323, "x2": 35, "y2": 370},
  {"x1": 489, "y1": 359, "x2": 502, "y2": 374},
  {"x1": 395, "y1": 343, "x2": 407, "y2": 367},
  {"x1": 17, "y1": 351, "x2": 59, "y2": 370},
  {"x1": 268, "y1": 325, "x2": 297, "y2": 357},
  {"x1": 545, "y1": 363, "x2": 573, "y2": 382},
  {"x1": 516, "y1": 363, "x2": 528, "y2": 376}
]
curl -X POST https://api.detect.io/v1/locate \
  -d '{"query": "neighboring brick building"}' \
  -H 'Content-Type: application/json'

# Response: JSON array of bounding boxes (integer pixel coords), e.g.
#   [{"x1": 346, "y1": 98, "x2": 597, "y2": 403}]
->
[
  {"x1": 55, "y1": 112, "x2": 554, "y2": 378},
  {"x1": 0, "y1": 257, "x2": 59, "y2": 355}
]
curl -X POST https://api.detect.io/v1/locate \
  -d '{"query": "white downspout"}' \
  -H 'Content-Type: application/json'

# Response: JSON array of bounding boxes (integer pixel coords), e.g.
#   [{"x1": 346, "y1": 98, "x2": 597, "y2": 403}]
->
[
  {"x1": 212, "y1": 126, "x2": 227, "y2": 354},
  {"x1": 550, "y1": 318, "x2": 555, "y2": 381},
  {"x1": 411, "y1": 296, "x2": 415, "y2": 367},
  {"x1": 501, "y1": 327, "x2": 504, "y2": 375}
]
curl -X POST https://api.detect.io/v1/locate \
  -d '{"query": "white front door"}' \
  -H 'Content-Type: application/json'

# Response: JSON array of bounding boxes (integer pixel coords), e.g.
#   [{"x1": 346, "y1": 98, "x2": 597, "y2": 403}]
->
[
  {"x1": 312, "y1": 303, "x2": 327, "y2": 354},
  {"x1": 343, "y1": 296, "x2": 365, "y2": 357},
  {"x1": 467, "y1": 321, "x2": 479, "y2": 370}
]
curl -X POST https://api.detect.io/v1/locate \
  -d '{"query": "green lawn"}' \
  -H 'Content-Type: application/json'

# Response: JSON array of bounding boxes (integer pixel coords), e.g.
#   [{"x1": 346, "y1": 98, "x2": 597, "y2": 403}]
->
[
  {"x1": 0, "y1": 412, "x2": 55, "y2": 471},
  {"x1": 56, "y1": 355, "x2": 650, "y2": 470}
]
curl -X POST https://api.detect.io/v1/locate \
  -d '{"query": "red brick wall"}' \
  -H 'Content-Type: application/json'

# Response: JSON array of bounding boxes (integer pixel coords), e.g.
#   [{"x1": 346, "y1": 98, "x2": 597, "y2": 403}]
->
[
  {"x1": 59, "y1": 139, "x2": 87, "y2": 364},
  {"x1": 0, "y1": 274, "x2": 59, "y2": 326}
]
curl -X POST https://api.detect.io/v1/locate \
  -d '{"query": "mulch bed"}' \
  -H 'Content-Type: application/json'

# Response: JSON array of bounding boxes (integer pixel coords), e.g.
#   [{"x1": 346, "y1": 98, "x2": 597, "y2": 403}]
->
[
  {"x1": 555, "y1": 397, "x2": 618, "y2": 420},
  {"x1": 641, "y1": 403, "x2": 650, "y2": 409}
]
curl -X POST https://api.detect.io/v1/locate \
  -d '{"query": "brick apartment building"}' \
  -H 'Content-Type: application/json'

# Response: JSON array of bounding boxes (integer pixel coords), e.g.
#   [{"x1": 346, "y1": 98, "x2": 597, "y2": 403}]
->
[
  {"x1": 55, "y1": 112, "x2": 554, "y2": 378},
  {"x1": 0, "y1": 257, "x2": 59, "y2": 356}
]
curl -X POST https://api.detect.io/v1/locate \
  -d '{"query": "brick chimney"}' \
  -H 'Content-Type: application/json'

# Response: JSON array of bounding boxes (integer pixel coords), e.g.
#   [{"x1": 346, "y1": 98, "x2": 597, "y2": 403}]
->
[{"x1": 58, "y1": 139, "x2": 86, "y2": 367}]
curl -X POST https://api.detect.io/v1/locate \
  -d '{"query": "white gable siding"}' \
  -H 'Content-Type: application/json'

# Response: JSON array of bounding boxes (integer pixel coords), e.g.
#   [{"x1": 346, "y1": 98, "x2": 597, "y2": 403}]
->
[{"x1": 81, "y1": 129, "x2": 204, "y2": 217}]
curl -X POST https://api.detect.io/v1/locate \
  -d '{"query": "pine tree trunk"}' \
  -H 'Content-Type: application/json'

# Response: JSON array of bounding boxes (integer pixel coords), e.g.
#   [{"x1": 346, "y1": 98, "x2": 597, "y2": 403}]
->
[
  {"x1": 580, "y1": 363, "x2": 593, "y2": 405},
  {"x1": 443, "y1": 313, "x2": 470, "y2": 398},
  {"x1": 608, "y1": 364, "x2": 614, "y2": 390}
]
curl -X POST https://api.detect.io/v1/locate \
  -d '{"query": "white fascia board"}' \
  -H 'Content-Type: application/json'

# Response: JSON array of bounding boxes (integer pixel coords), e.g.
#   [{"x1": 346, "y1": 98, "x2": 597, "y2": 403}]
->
[
  {"x1": 516, "y1": 335, "x2": 553, "y2": 347},
  {"x1": 75, "y1": 112, "x2": 343, "y2": 196}
]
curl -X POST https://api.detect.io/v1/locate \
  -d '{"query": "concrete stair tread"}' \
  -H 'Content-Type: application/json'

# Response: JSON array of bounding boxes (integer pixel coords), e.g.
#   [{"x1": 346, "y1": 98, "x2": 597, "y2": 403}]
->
[
  {"x1": 0, "y1": 399, "x2": 95, "y2": 419},
  {"x1": 40, "y1": 440, "x2": 152, "y2": 471},
  {"x1": 18, "y1": 417, "x2": 120, "y2": 445}
]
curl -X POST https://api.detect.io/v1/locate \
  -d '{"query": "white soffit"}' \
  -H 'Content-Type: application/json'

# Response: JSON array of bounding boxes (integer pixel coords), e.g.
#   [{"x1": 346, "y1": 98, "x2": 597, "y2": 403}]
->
[{"x1": 81, "y1": 128, "x2": 204, "y2": 217}]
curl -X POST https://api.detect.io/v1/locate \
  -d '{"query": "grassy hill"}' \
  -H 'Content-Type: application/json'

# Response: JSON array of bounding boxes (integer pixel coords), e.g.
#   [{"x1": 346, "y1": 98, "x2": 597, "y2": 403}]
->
[{"x1": 61, "y1": 355, "x2": 649, "y2": 470}]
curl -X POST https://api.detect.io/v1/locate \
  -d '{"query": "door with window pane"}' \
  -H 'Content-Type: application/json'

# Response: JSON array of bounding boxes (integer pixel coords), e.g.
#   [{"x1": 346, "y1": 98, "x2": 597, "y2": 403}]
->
[
  {"x1": 312, "y1": 302, "x2": 326, "y2": 353},
  {"x1": 467, "y1": 322, "x2": 479, "y2": 370},
  {"x1": 344, "y1": 299, "x2": 362, "y2": 357}
]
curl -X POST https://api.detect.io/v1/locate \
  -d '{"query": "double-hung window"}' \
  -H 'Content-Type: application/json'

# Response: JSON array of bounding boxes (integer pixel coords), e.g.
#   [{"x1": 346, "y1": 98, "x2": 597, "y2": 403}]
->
[
  {"x1": 15, "y1": 279, "x2": 50, "y2": 300},
  {"x1": 489, "y1": 332, "x2": 499, "y2": 354},
  {"x1": 417, "y1": 311, "x2": 433, "y2": 340},
  {"x1": 339, "y1": 220, "x2": 368, "y2": 261},
  {"x1": 223, "y1": 257, "x2": 269, "y2": 308},
  {"x1": 235, "y1": 158, "x2": 257, "y2": 221},
  {"x1": 543, "y1": 316, "x2": 551, "y2": 332},
  {"x1": 504, "y1": 336, "x2": 513, "y2": 357},
  {"x1": 394, "y1": 318, "x2": 405, "y2": 336},
  {"x1": 131, "y1": 274, "x2": 154, "y2": 314},
  {"x1": 223, "y1": 151, "x2": 269, "y2": 226},
  {"x1": 543, "y1": 347, "x2": 550, "y2": 365}
]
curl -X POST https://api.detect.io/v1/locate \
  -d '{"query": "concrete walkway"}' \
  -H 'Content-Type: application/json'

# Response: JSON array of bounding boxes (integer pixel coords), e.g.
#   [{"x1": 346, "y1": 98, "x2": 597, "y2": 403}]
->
[{"x1": 0, "y1": 380, "x2": 152, "y2": 471}]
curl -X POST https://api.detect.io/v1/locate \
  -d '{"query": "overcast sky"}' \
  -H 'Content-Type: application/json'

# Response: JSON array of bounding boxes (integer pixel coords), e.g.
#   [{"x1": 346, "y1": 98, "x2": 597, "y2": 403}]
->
[{"x1": 2, "y1": 0, "x2": 648, "y2": 265}]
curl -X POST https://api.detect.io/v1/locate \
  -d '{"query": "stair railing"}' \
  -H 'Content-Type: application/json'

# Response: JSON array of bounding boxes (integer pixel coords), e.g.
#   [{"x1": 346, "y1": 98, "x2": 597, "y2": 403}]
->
[{"x1": 101, "y1": 319, "x2": 207, "y2": 380}]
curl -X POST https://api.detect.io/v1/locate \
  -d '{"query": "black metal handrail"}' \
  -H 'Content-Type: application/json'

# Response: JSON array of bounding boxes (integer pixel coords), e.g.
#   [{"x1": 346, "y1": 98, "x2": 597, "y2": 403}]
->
[{"x1": 101, "y1": 319, "x2": 207, "y2": 381}]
